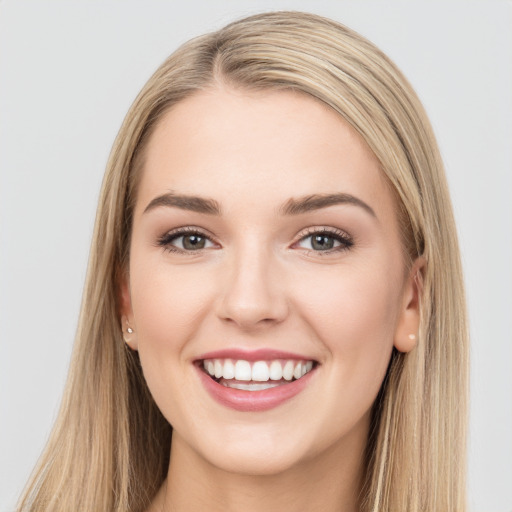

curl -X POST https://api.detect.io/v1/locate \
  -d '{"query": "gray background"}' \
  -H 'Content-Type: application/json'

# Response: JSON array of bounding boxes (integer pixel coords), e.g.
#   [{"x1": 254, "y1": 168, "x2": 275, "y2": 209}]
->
[{"x1": 1, "y1": 1, "x2": 511, "y2": 511}]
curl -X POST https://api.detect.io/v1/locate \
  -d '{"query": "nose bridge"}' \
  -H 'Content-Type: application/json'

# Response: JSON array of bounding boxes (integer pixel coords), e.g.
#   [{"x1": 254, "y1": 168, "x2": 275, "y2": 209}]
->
[{"x1": 217, "y1": 235, "x2": 287, "y2": 328}]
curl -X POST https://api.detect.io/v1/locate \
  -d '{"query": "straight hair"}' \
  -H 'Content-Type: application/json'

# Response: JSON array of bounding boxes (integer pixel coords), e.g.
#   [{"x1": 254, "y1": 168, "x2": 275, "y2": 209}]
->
[{"x1": 18, "y1": 11, "x2": 468, "y2": 512}]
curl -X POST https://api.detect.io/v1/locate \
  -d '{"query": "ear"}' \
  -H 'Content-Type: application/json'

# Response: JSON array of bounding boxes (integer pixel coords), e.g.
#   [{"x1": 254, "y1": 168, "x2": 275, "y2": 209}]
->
[
  {"x1": 394, "y1": 257, "x2": 425, "y2": 353},
  {"x1": 119, "y1": 270, "x2": 138, "y2": 351}
]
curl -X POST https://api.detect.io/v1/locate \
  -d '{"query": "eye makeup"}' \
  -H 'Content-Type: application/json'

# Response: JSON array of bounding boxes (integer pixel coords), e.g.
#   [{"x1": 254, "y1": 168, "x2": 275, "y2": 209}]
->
[
  {"x1": 155, "y1": 225, "x2": 354, "y2": 256},
  {"x1": 292, "y1": 226, "x2": 353, "y2": 256},
  {"x1": 156, "y1": 226, "x2": 218, "y2": 254}
]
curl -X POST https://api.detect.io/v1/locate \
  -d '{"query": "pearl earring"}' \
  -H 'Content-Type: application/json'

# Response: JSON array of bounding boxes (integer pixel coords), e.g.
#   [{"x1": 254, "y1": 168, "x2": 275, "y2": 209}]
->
[
  {"x1": 127, "y1": 327, "x2": 133, "y2": 334},
  {"x1": 408, "y1": 334, "x2": 416, "y2": 341}
]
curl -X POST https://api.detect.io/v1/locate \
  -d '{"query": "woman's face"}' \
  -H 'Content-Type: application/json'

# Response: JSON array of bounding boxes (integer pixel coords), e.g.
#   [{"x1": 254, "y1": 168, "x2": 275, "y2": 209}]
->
[{"x1": 121, "y1": 86, "x2": 421, "y2": 476}]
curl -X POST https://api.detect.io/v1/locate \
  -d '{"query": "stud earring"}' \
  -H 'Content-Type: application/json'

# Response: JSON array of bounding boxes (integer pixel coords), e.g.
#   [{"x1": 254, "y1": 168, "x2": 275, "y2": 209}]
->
[
  {"x1": 123, "y1": 327, "x2": 136, "y2": 349},
  {"x1": 408, "y1": 334, "x2": 416, "y2": 341}
]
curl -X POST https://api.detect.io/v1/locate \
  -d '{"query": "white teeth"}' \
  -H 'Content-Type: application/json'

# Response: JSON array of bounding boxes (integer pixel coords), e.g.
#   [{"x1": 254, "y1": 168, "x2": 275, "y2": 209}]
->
[
  {"x1": 269, "y1": 360, "x2": 283, "y2": 380},
  {"x1": 282, "y1": 360, "x2": 294, "y2": 381},
  {"x1": 223, "y1": 359, "x2": 235, "y2": 379},
  {"x1": 202, "y1": 358, "x2": 315, "y2": 383},
  {"x1": 214, "y1": 359, "x2": 223, "y2": 378},
  {"x1": 234, "y1": 360, "x2": 252, "y2": 381},
  {"x1": 252, "y1": 361, "x2": 270, "y2": 381},
  {"x1": 293, "y1": 362, "x2": 303, "y2": 380}
]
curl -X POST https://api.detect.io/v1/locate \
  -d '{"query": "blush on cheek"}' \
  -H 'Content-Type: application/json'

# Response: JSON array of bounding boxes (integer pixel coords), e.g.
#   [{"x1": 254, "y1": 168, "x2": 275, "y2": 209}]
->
[
  {"x1": 131, "y1": 261, "x2": 213, "y2": 341},
  {"x1": 294, "y1": 264, "x2": 400, "y2": 390}
]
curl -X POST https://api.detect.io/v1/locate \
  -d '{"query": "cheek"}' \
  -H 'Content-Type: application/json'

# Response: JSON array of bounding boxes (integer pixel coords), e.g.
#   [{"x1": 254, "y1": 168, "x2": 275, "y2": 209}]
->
[
  {"x1": 129, "y1": 255, "x2": 215, "y2": 375},
  {"x1": 128, "y1": 259, "x2": 218, "y2": 423},
  {"x1": 288, "y1": 260, "x2": 403, "y2": 440},
  {"x1": 294, "y1": 258, "x2": 402, "y2": 377}
]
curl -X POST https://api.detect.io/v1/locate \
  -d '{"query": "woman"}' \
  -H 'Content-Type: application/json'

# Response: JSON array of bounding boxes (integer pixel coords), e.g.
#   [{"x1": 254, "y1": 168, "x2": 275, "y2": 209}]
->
[{"x1": 17, "y1": 11, "x2": 468, "y2": 512}]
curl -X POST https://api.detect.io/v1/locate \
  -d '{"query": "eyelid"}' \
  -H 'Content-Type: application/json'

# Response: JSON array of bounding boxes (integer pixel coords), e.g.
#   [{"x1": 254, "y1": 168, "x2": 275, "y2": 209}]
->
[
  {"x1": 294, "y1": 225, "x2": 352, "y2": 241},
  {"x1": 155, "y1": 225, "x2": 353, "y2": 255},
  {"x1": 292, "y1": 226, "x2": 354, "y2": 254},
  {"x1": 156, "y1": 226, "x2": 219, "y2": 254}
]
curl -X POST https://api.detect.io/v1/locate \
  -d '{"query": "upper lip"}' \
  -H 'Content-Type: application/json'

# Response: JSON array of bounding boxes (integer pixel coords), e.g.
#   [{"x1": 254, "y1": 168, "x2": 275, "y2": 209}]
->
[{"x1": 196, "y1": 348, "x2": 317, "y2": 362}]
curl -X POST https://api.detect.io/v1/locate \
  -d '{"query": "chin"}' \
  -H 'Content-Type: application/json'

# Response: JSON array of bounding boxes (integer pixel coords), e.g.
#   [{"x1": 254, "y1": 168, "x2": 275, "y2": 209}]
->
[
  {"x1": 202, "y1": 445, "x2": 308, "y2": 477},
  {"x1": 175, "y1": 424, "x2": 316, "y2": 477}
]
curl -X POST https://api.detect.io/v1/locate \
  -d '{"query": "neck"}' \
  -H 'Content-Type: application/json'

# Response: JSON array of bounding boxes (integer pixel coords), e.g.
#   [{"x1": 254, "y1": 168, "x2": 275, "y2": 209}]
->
[{"x1": 149, "y1": 420, "x2": 368, "y2": 512}]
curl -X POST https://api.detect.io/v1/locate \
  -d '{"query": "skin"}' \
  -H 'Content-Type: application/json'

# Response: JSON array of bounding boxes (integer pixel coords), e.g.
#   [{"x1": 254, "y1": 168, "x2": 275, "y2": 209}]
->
[{"x1": 120, "y1": 86, "x2": 423, "y2": 512}]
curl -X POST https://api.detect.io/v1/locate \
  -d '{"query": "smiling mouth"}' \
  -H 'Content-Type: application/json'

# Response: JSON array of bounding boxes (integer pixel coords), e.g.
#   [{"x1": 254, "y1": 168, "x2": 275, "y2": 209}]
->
[{"x1": 200, "y1": 358, "x2": 317, "y2": 391}]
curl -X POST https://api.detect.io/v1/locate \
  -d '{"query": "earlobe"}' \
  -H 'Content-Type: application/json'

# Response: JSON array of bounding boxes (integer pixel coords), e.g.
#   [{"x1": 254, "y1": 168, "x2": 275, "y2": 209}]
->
[
  {"x1": 394, "y1": 257, "x2": 425, "y2": 353},
  {"x1": 121, "y1": 315, "x2": 137, "y2": 350},
  {"x1": 119, "y1": 273, "x2": 138, "y2": 351}
]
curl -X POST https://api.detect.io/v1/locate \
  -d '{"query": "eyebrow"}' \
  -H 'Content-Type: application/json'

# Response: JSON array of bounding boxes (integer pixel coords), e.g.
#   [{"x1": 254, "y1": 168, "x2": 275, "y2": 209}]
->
[
  {"x1": 143, "y1": 192, "x2": 222, "y2": 215},
  {"x1": 143, "y1": 191, "x2": 375, "y2": 218},
  {"x1": 280, "y1": 193, "x2": 376, "y2": 218}
]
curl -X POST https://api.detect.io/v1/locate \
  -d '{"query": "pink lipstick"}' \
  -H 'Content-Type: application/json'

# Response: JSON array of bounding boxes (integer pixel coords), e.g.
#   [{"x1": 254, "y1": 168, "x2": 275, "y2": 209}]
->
[{"x1": 195, "y1": 349, "x2": 318, "y2": 412}]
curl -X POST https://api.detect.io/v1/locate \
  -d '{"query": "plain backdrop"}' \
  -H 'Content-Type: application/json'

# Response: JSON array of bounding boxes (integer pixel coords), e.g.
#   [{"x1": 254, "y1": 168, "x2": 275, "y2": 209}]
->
[{"x1": 1, "y1": 1, "x2": 511, "y2": 511}]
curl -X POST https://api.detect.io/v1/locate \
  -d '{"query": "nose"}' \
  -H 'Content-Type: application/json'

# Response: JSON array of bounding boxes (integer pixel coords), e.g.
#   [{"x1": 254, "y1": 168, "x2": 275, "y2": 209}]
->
[{"x1": 216, "y1": 244, "x2": 289, "y2": 330}]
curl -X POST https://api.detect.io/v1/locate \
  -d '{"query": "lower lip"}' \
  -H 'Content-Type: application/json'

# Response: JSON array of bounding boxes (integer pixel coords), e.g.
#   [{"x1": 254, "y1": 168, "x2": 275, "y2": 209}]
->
[{"x1": 196, "y1": 365, "x2": 316, "y2": 412}]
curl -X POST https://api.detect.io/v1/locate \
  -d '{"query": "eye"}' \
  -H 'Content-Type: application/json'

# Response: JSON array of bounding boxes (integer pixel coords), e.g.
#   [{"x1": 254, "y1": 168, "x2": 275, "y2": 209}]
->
[
  {"x1": 295, "y1": 228, "x2": 353, "y2": 253},
  {"x1": 157, "y1": 228, "x2": 216, "y2": 253}
]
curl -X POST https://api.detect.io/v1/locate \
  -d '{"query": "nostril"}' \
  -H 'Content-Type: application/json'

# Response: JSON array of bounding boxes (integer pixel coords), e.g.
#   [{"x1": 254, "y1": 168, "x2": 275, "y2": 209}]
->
[{"x1": 215, "y1": 269, "x2": 289, "y2": 328}]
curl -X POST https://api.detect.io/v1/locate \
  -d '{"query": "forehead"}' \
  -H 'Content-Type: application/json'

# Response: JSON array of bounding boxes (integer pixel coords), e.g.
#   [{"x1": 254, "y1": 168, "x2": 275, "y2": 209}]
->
[{"x1": 136, "y1": 86, "x2": 395, "y2": 223}]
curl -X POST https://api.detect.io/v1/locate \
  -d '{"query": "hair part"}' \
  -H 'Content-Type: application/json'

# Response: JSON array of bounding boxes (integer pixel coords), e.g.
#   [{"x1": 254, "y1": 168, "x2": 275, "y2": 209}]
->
[{"x1": 18, "y1": 11, "x2": 468, "y2": 512}]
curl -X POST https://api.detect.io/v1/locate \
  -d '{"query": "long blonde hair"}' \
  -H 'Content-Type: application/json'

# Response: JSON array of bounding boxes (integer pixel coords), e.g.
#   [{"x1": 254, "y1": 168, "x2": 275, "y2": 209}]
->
[{"x1": 17, "y1": 11, "x2": 468, "y2": 512}]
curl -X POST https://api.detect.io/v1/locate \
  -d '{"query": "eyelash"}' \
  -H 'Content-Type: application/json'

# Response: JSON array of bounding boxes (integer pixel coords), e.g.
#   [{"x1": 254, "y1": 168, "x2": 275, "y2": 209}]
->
[
  {"x1": 294, "y1": 227, "x2": 354, "y2": 255},
  {"x1": 156, "y1": 226, "x2": 354, "y2": 255},
  {"x1": 156, "y1": 226, "x2": 216, "y2": 255}
]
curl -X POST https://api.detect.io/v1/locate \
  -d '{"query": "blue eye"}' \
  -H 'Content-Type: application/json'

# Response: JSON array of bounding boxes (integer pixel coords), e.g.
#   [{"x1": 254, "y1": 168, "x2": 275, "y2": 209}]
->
[
  {"x1": 157, "y1": 227, "x2": 353, "y2": 255},
  {"x1": 297, "y1": 230, "x2": 353, "y2": 253}
]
